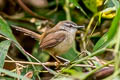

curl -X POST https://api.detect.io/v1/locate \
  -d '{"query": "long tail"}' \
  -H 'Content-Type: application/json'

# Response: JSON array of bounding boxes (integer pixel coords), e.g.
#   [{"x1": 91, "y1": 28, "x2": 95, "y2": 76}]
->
[{"x1": 11, "y1": 25, "x2": 41, "y2": 41}]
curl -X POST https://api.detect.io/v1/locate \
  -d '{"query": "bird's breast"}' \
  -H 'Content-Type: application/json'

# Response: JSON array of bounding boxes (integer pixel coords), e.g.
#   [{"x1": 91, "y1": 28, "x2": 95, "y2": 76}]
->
[{"x1": 52, "y1": 32, "x2": 75, "y2": 55}]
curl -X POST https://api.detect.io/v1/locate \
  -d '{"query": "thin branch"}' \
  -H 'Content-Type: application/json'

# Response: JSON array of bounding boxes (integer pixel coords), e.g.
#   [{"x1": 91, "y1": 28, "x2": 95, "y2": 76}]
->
[
  {"x1": 6, "y1": 55, "x2": 25, "y2": 68},
  {"x1": 5, "y1": 60, "x2": 96, "y2": 68},
  {"x1": 16, "y1": 0, "x2": 49, "y2": 20}
]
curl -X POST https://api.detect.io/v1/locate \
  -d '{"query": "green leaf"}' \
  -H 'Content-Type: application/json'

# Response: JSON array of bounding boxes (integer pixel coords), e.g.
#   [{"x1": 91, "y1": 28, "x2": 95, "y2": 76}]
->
[
  {"x1": 107, "y1": 7, "x2": 120, "y2": 40},
  {"x1": 0, "y1": 68, "x2": 30, "y2": 80},
  {"x1": 0, "y1": 16, "x2": 32, "y2": 59},
  {"x1": 93, "y1": 33, "x2": 108, "y2": 51},
  {"x1": 0, "y1": 16, "x2": 33, "y2": 79},
  {"x1": 0, "y1": 16, "x2": 29, "y2": 58},
  {"x1": 82, "y1": 0, "x2": 98, "y2": 13},
  {"x1": 0, "y1": 16, "x2": 17, "y2": 42},
  {"x1": 93, "y1": 7, "x2": 120, "y2": 51},
  {"x1": 62, "y1": 48, "x2": 78, "y2": 61},
  {"x1": 0, "y1": 16, "x2": 37, "y2": 70},
  {"x1": 0, "y1": 40, "x2": 11, "y2": 68}
]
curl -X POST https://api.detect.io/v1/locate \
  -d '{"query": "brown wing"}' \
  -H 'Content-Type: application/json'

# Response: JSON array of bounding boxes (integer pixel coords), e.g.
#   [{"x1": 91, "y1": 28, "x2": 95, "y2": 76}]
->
[{"x1": 40, "y1": 32, "x2": 65, "y2": 49}]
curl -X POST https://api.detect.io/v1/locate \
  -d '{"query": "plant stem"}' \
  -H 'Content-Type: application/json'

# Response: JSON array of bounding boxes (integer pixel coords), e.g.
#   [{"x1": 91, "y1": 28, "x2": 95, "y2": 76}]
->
[
  {"x1": 64, "y1": 0, "x2": 71, "y2": 20},
  {"x1": 114, "y1": 22, "x2": 120, "y2": 72}
]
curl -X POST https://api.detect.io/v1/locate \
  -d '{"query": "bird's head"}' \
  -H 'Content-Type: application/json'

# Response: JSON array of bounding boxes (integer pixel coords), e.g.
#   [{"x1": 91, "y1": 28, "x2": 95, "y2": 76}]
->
[{"x1": 56, "y1": 20, "x2": 84, "y2": 33}]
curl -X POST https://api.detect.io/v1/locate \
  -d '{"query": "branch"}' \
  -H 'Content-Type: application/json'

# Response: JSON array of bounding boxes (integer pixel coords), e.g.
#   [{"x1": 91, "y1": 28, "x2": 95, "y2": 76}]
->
[
  {"x1": 16, "y1": 0, "x2": 49, "y2": 20},
  {"x1": 5, "y1": 60, "x2": 96, "y2": 68}
]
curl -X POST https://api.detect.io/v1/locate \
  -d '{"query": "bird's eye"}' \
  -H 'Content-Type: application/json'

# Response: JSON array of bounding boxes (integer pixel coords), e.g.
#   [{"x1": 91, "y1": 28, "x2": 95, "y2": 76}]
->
[
  {"x1": 64, "y1": 23, "x2": 73, "y2": 28},
  {"x1": 69, "y1": 24, "x2": 73, "y2": 27}
]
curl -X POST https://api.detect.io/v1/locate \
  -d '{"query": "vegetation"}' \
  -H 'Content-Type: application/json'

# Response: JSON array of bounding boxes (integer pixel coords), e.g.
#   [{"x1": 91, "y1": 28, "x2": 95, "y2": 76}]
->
[{"x1": 0, "y1": 0, "x2": 120, "y2": 80}]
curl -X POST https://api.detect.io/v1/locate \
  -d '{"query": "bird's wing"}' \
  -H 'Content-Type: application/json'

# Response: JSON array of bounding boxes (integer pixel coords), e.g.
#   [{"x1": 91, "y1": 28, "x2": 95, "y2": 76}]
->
[{"x1": 40, "y1": 32, "x2": 65, "y2": 49}]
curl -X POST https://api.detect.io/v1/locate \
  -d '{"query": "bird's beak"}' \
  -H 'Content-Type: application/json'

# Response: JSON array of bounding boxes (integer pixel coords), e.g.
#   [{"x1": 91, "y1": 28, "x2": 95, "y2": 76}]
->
[
  {"x1": 73, "y1": 25, "x2": 85, "y2": 31},
  {"x1": 73, "y1": 25, "x2": 84, "y2": 29}
]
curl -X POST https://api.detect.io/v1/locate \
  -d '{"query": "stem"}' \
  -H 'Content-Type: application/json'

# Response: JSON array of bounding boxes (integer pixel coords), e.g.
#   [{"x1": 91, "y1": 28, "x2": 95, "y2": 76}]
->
[
  {"x1": 83, "y1": 15, "x2": 95, "y2": 41},
  {"x1": 64, "y1": 0, "x2": 71, "y2": 20},
  {"x1": 114, "y1": 22, "x2": 120, "y2": 72}
]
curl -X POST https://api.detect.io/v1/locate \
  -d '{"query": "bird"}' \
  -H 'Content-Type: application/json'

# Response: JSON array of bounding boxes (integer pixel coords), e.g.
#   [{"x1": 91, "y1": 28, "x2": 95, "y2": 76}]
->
[{"x1": 12, "y1": 20, "x2": 84, "y2": 63}]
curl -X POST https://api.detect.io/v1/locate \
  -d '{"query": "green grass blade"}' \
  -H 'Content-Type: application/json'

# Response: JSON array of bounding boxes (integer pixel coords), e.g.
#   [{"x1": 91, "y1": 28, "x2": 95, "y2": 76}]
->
[
  {"x1": 0, "y1": 68, "x2": 30, "y2": 80},
  {"x1": 93, "y1": 33, "x2": 108, "y2": 51},
  {"x1": 0, "y1": 40, "x2": 11, "y2": 68},
  {"x1": 0, "y1": 16, "x2": 32, "y2": 60},
  {"x1": 0, "y1": 16, "x2": 17, "y2": 43},
  {"x1": 107, "y1": 7, "x2": 120, "y2": 40}
]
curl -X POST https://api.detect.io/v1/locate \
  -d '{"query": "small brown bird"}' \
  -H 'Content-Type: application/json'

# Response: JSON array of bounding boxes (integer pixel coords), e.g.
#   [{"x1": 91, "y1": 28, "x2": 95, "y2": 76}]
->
[{"x1": 12, "y1": 20, "x2": 84, "y2": 63}]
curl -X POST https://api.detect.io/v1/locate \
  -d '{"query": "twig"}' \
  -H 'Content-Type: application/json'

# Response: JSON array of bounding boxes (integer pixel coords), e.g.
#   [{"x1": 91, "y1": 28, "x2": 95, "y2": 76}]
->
[
  {"x1": 16, "y1": 0, "x2": 48, "y2": 20},
  {"x1": 82, "y1": 15, "x2": 95, "y2": 49},
  {"x1": 5, "y1": 60, "x2": 96, "y2": 68},
  {"x1": 17, "y1": 44, "x2": 57, "y2": 75},
  {"x1": 5, "y1": 60, "x2": 61, "y2": 66},
  {"x1": 56, "y1": 56, "x2": 70, "y2": 62},
  {"x1": 16, "y1": 63, "x2": 21, "y2": 80},
  {"x1": 6, "y1": 55, "x2": 25, "y2": 68}
]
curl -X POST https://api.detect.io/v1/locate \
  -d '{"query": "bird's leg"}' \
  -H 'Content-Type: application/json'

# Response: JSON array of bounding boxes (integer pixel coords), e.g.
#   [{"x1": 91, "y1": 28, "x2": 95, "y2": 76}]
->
[
  {"x1": 49, "y1": 53, "x2": 62, "y2": 69},
  {"x1": 49, "y1": 53, "x2": 62, "y2": 64}
]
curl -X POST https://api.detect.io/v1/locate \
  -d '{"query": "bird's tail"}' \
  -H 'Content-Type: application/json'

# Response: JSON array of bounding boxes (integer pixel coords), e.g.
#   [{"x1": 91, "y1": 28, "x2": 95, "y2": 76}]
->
[{"x1": 11, "y1": 25, "x2": 41, "y2": 41}]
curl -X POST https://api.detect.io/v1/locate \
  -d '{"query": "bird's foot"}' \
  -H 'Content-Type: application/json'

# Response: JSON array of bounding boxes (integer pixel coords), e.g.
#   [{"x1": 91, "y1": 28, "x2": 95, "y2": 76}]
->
[{"x1": 55, "y1": 61, "x2": 63, "y2": 69}]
